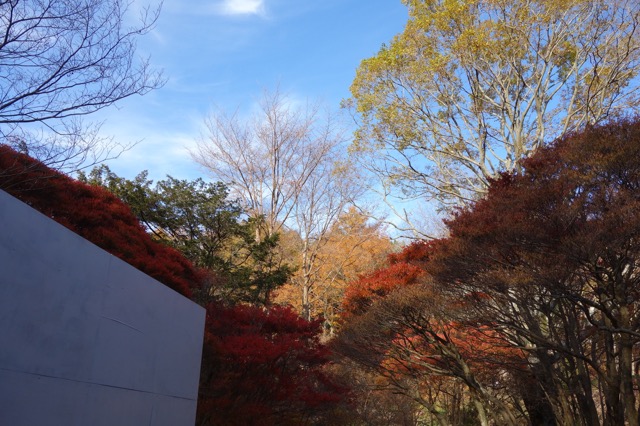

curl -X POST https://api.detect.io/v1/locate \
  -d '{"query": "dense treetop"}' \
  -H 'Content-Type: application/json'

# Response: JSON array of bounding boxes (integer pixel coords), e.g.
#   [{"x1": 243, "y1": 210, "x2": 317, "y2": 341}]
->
[
  {"x1": 0, "y1": 146, "x2": 201, "y2": 297},
  {"x1": 337, "y1": 117, "x2": 640, "y2": 425}
]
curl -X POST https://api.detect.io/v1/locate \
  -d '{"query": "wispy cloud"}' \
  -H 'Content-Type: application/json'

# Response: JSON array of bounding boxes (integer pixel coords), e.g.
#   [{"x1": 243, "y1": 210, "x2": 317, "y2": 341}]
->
[
  {"x1": 220, "y1": 0, "x2": 265, "y2": 16},
  {"x1": 162, "y1": 0, "x2": 267, "y2": 17}
]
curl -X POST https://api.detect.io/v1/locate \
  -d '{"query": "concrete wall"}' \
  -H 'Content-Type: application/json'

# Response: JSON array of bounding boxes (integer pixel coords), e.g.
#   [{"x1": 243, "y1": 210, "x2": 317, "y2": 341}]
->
[{"x1": 0, "y1": 189, "x2": 206, "y2": 426}]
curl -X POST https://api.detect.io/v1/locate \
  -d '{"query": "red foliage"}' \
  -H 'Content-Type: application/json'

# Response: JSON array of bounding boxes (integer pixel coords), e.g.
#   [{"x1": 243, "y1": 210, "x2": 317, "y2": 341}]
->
[
  {"x1": 387, "y1": 240, "x2": 440, "y2": 265},
  {"x1": 0, "y1": 146, "x2": 202, "y2": 297},
  {"x1": 342, "y1": 240, "x2": 442, "y2": 317},
  {"x1": 0, "y1": 147, "x2": 348, "y2": 424},
  {"x1": 198, "y1": 302, "x2": 347, "y2": 425},
  {"x1": 339, "y1": 119, "x2": 640, "y2": 424},
  {"x1": 428, "y1": 118, "x2": 640, "y2": 423}
]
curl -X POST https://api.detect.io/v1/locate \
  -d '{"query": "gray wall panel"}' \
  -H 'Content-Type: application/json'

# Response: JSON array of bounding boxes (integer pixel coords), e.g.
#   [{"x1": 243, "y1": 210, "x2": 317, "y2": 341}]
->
[{"x1": 0, "y1": 189, "x2": 205, "y2": 425}]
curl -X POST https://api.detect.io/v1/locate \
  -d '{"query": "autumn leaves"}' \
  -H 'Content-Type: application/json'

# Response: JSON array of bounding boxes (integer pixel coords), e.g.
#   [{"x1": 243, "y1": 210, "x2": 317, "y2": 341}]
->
[{"x1": 337, "y1": 119, "x2": 640, "y2": 424}]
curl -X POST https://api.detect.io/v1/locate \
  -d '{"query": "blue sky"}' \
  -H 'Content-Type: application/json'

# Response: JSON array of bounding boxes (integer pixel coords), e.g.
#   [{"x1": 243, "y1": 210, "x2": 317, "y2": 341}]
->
[{"x1": 96, "y1": 0, "x2": 408, "y2": 181}]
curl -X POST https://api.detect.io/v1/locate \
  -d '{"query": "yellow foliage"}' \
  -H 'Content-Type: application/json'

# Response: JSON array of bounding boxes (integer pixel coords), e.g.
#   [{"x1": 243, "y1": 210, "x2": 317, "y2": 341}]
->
[{"x1": 346, "y1": 0, "x2": 640, "y2": 207}]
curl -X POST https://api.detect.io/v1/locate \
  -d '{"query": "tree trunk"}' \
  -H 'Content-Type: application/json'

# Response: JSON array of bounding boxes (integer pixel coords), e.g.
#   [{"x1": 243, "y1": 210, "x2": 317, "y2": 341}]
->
[{"x1": 301, "y1": 284, "x2": 310, "y2": 321}]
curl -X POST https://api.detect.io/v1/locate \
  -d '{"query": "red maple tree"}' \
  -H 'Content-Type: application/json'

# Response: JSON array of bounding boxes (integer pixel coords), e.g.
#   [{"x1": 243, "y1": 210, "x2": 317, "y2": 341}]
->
[
  {"x1": 198, "y1": 302, "x2": 347, "y2": 425},
  {"x1": 0, "y1": 145, "x2": 201, "y2": 297}
]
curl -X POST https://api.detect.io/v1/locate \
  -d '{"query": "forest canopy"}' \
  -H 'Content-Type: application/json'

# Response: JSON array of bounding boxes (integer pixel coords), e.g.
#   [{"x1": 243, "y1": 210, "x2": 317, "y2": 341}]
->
[{"x1": 337, "y1": 117, "x2": 640, "y2": 425}]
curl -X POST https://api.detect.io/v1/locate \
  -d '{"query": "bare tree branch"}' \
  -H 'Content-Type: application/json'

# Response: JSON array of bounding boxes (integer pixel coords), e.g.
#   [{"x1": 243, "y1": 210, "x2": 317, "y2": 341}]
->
[{"x1": 0, "y1": 0, "x2": 164, "y2": 171}]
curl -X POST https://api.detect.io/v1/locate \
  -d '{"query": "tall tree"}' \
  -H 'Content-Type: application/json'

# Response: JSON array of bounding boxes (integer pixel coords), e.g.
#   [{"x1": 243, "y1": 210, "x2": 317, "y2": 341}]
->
[
  {"x1": 0, "y1": 0, "x2": 164, "y2": 171},
  {"x1": 430, "y1": 118, "x2": 640, "y2": 424},
  {"x1": 194, "y1": 88, "x2": 362, "y2": 319},
  {"x1": 193, "y1": 88, "x2": 348, "y2": 239},
  {"x1": 338, "y1": 118, "x2": 640, "y2": 424},
  {"x1": 1, "y1": 146, "x2": 348, "y2": 425},
  {"x1": 347, "y1": 0, "x2": 640, "y2": 220}
]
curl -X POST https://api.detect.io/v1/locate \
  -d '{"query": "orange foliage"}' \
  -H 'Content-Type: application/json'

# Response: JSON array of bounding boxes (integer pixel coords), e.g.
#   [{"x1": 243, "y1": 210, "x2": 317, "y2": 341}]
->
[
  {"x1": 342, "y1": 262, "x2": 423, "y2": 317},
  {"x1": 275, "y1": 207, "x2": 393, "y2": 323},
  {"x1": 0, "y1": 146, "x2": 349, "y2": 424}
]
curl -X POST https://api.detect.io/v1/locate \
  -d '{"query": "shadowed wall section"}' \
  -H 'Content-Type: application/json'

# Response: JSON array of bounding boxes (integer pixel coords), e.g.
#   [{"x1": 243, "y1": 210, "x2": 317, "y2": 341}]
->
[{"x1": 0, "y1": 190, "x2": 206, "y2": 426}]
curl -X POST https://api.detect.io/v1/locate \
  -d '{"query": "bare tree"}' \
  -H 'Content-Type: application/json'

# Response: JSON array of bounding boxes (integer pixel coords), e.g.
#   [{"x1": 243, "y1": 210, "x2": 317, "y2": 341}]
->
[
  {"x1": 193, "y1": 89, "x2": 361, "y2": 317},
  {"x1": 195, "y1": 89, "x2": 342, "y2": 237},
  {"x1": 0, "y1": 0, "x2": 164, "y2": 171}
]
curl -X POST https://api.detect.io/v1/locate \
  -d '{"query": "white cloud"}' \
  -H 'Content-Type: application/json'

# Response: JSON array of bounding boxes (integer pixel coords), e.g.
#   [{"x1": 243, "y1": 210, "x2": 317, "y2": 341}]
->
[
  {"x1": 220, "y1": 0, "x2": 264, "y2": 15},
  {"x1": 160, "y1": 0, "x2": 267, "y2": 18}
]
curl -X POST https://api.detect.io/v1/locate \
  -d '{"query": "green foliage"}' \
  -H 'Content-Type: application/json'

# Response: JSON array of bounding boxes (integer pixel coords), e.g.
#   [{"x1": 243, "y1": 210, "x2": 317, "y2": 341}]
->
[
  {"x1": 1, "y1": 147, "x2": 345, "y2": 424},
  {"x1": 79, "y1": 165, "x2": 292, "y2": 305}
]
